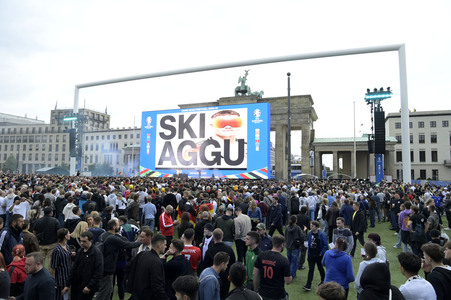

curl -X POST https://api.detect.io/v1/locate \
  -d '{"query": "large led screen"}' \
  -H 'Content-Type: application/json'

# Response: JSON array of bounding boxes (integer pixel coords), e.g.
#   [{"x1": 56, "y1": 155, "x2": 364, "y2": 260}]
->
[{"x1": 140, "y1": 103, "x2": 270, "y2": 179}]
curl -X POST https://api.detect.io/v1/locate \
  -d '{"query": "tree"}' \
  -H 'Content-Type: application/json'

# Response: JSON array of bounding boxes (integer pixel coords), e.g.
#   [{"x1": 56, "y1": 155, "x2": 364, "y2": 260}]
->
[{"x1": 2, "y1": 155, "x2": 17, "y2": 174}]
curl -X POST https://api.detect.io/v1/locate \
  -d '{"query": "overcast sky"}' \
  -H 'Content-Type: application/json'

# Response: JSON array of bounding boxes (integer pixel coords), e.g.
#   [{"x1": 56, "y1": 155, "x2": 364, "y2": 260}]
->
[{"x1": 1, "y1": 0, "x2": 450, "y2": 158}]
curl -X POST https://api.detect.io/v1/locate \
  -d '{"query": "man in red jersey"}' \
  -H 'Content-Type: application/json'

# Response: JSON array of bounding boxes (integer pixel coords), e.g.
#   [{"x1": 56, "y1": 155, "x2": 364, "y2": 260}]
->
[{"x1": 181, "y1": 228, "x2": 201, "y2": 275}]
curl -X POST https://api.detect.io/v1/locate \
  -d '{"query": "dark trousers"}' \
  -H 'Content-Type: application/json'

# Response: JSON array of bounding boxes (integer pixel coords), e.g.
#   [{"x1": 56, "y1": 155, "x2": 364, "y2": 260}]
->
[
  {"x1": 306, "y1": 254, "x2": 325, "y2": 288},
  {"x1": 411, "y1": 241, "x2": 425, "y2": 258},
  {"x1": 113, "y1": 267, "x2": 125, "y2": 300},
  {"x1": 298, "y1": 246, "x2": 307, "y2": 268},
  {"x1": 268, "y1": 225, "x2": 284, "y2": 236},
  {"x1": 235, "y1": 239, "x2": 246, "y2": 263},
  {"x1": 350, "y1": 233, "x2": 365, "y2": 256}
]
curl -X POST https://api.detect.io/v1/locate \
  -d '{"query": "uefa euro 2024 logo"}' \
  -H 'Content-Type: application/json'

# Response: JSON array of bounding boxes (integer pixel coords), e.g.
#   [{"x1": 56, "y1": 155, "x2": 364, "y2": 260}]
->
[{"x1": 145, "y1": 116, "x2": 153, "y2": 129}]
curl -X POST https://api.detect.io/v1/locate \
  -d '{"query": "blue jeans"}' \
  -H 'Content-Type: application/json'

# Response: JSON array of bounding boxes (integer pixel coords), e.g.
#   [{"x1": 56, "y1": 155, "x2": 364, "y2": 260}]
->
[
  {"x1": 287, "y1": 248, "x2": 300, "y2": 278},
  {"x1": 144, "y1": 218, "x2": 155, "y2": 231},
  {"x1": 390, "y1": 210, "x2": 398, "y2": 230},
  {"x1": 369, "y1": 209, "x2": 376, "y2": 227},
  {"x1": 308, "y1": 208, "x2": 315, "y2": 221}
]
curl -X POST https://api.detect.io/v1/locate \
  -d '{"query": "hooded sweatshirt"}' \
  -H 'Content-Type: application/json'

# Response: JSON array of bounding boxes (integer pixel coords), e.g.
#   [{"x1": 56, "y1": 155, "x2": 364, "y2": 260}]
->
[
  {"x1": 322, "y1": 249, "x2": 355, "y2": 289},
  {"x1": 359, "y1": 262, "x2": 405, "y2": 300},
  {"x1": 399, "y1": 208, "x2": 412, "y2": 232}
]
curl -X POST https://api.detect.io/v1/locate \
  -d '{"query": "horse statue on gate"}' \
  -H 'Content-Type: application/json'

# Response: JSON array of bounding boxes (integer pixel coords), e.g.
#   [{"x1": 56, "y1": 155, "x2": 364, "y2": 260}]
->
[{"x1": 234, "y1": 70, "x2": 264, "y2": 98}]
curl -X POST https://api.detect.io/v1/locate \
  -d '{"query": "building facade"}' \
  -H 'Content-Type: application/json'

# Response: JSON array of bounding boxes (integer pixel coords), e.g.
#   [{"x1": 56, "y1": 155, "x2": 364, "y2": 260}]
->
[
  {"x1": 386, "y1": 110, "x2": 451, "y2": 181},
  {"x1": 0, "y1": 109, "x2": 139, "y2": 175}
]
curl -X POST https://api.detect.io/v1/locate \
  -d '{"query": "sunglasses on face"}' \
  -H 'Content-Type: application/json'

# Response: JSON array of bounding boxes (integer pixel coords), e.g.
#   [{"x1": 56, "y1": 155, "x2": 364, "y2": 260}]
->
[{"x1": 213, "y1": 116, "x2": 243, "y2": 128}]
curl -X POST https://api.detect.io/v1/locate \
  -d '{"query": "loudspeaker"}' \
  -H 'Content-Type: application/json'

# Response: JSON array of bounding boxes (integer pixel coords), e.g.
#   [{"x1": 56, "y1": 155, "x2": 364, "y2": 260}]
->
[
  {"x1": 368, "y1": 139, "x2": 374, "y2": 154},
  {"x1": 374, "y1": 111, "x2": 385, "y2": 154}
]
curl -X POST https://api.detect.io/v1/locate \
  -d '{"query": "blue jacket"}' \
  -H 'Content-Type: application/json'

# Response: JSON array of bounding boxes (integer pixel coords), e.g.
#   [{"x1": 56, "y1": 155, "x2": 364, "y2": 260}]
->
[
  {"x1": 0, "y1": 227, "x2": 23, "y2": 265},
  {"x1": 199, "y1": 267, "x2": 220, "y2": 300},
  {"x1": 307, "y1": 230, "x2": 328, "y2": 256},
  {"x1": 322, "y1": 249, "x2": 355, "y2": 289},
  {"x1": 340, "y1": 204, "x2": 354, "y2": 225},
  {"x1": 269, "y1": 204, "x2": 283, "y2": 227}
]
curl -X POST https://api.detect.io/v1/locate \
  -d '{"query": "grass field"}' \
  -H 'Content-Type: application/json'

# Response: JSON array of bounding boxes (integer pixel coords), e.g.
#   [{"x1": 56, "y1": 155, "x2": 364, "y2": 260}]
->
[{"x1": 109, "y1": 216, "x2": 448, "y2": 300}]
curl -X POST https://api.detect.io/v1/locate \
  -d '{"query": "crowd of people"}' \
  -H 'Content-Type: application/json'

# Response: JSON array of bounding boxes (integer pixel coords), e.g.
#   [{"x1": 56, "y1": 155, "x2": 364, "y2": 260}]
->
[{"x1": 0, "y1": 173, "x2": 451, "y2": 300}]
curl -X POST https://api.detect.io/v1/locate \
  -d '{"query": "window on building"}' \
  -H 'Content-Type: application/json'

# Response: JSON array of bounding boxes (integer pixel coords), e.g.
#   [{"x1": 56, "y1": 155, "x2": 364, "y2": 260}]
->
[
  {"x1": 29, "y1": 136, "x2": 34, "y2": 143},
  {"x1": 56, "y1": 135, "x2": 59, "y2": 142},
  {"x1": 96, "y1": 144, "x2": 99, "y2": 151},
  {"x1": 42, "y1": 154, "x2": 45, "y2": 161},
  {"x1": 396, "y1": 135, "x2": 402, "y2": 143},
  {"x1": 86, "y1": 136, "x2": 89, "y2": 141},
  {"x1": 96, "y1": 136, "x2": 100, "y2": 140},
  {"x1": 409, "y1": 122, "x2": 412, "y2": 128},
  {"x1": 102, "y1": 136, "x2": 105, "y2": 140},
  {"x1": 419, "y1": 169, "x2": 426, "y2": 179},
  {"x1": 411, "y1": 170, "x2": 414, "y2": 180},
  {"x1": 431, "y1": 134, "x2": 437, "y2": 143},
  {"x1": 430, "y1": 121, "x2": 436, "y2": 128},
  {"x1": 90, "y1": 145, "x2": 93, "y2": 151},
  {"x1": 62, "y1": 154, "x2": 65, "y2": 161},
  {"x1": 23, "y1": 145, "x2": 26, "y2": 151},
  {"x1": 124, "y1": 134, "x2": 128, "y2": 139},
  {"x1": 131, "y1": 134, "x2": 134, "y2": 138},
  {"x1": 107, "y1": 135, "x2": 110, "y2": 140},
  {"x1": 42, "y1": 136, "x2": 47, "y2": 143},
  {"x1": 419, "y1": 134, "x2": 425, "y2": 143},
  {"x1": 28, "y1": 153, "x2": 32, "y2": 160},
  {"x1": 113, "y1": 135, "x2": 116, "y2": 139},
  {"x1": 62, "y1": 144, "x2": 66, "y2": 152},
  {"x1": 22, "y1": 153, "x2": 25, "y2": 161},
  {"x1": 418, "y1": 150, "x2": 424, "y2": 163},
  {"x1": 410, "y1": 135, "x2": 413, "y2": 144},
  {"x1": 395, "y1": 122, "x2": 401, "y2": 129},
  {"x1": 10, "y1": 145, "x2": 13, "y2": 151},
  {"x1": 10, "y1": 136, "x2": 15, "y2": 143},
  {"x1": 55, "y1": 154, "x2": 58, "y2": 161},
  {"x1": 136, "y1": 134, "x2": 140, "y2": 138},
  {"x1": 85, "y1": 145, "x2": 88, "y2": 151},
  {"x1": 63, "y1": 135, "x2": 66, "y2": 142},
  {"x1": 118, "y1": 135, "x2": 122, "y2": 139},
  {"x1": 35, "y1": 136, "x2": 40, "y2": 143},
  {"x1": 443, "y1": 120, "x2": 449, "y2": 127},
  {"x1": 35, "y1": 153, "x2": 38, "y2": 160},
  {"x1": 431, "y1": 150, "x2": 438, "y2": 162},
  {"x1": 55, "y1": 145, "x2": 59, "y2": 152},
  {"x1": 432, "y1": 169, "x2": 439, "y2": 180},
  {"x1": 49, "y1": 135, "x2": 53, "y2": 143},
  {"x1": 29, "y1": 144, "x2": 32, "y2": 151},
  {"x1": 49, "y1": 145, "x2": 52, "y2": 152},
  {"x1": 35, "y1": 144, "x2": 39, "y2": 151},
  {"x1": 396, "y1": 151, "x2": 402, "y2": 162},
  {"x1": 410, "y1": 151, "x2": 414, "y2": 162}
]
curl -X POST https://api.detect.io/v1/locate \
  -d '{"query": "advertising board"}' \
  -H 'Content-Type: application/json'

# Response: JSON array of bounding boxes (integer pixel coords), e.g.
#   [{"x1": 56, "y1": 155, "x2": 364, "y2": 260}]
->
[{"x1": 140, "y1": 103, "x2": 270, "y2": 179}]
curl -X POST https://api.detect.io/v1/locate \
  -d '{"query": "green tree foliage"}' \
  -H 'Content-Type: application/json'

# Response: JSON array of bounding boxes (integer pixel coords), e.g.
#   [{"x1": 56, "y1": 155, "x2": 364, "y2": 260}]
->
[{"x1": 2, "y1": 155, "x2": 17, "y2": 173}]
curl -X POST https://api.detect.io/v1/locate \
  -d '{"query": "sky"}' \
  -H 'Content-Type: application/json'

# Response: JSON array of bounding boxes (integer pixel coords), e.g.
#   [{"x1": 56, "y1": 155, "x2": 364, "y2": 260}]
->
[{"x1": 1, "y1": 0, "x2": 450, "y2": 159}]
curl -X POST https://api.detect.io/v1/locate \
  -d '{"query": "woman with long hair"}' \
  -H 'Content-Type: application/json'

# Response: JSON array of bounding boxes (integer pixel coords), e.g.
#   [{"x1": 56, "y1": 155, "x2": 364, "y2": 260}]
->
[
  {"x1": 178, "y1": 212, "x2": 194, "y2": 238},
  {"x1": 51, "y1": 228, "x2": 72, "y2": 300},
  {"x1": 325, "y1": 201, "x2": 340, "y2": 243},
  {"x1": 68, "y1": 221, "x2": 89, "y2": 253},
  {"x1": 285, "y1": 215, "x2": 305, "y2": 278},
  {"x1": 247, "y1": 199, "x2": 262, "y2": 230},
  {"x1": 322, "y1": 238, "x2": 355, "y2": 299}
]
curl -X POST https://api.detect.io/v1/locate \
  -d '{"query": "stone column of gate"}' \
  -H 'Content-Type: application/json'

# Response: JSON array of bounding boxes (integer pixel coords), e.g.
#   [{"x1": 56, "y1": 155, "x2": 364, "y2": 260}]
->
[
  {"x1": 333, "y1": 151, "x2": 339, "y2": 175},
  {"x1": 314, "y1": 151, "x2": 321, "y2": 177},
  {"x1": 301, "y1": 127, "x2": 311, "y2": 176},
  {"x1": 350, "y1": 150, "x2": 356, "y2": 178},
  {"x1": 275, "y1": 123, "x2": 288, "y2": 179}
]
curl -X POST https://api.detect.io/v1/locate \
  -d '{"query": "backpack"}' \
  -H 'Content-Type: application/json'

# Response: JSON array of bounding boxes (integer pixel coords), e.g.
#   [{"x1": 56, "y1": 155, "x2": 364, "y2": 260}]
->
[
  {"x1": 291, "y1": 196, "x2": 300, "y2": 215},
  {"x1": 404, "y1": 212, "x2": 412, "y2": 229},
  {"x1": 95, "y1": 233, "x2": 113, "y2": 254}
]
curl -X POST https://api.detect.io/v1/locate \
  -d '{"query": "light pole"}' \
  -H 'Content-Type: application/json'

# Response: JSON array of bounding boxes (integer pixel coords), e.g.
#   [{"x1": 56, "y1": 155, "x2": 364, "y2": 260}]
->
[{"x1": 287, "y1": 72, "x2": 291, "y2": 185}]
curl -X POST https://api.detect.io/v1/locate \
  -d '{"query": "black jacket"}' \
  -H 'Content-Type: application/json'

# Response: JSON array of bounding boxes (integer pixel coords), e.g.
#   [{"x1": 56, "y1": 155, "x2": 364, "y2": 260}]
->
[
  {"x1": 67, "y1": 245, "x2": 103, "y2": 292},
  {"x1": 225, "y1": 287, "x2": 262, "y2": 300},
  {"x1": 99, "y1": 232, "x2": 141, "y2": 275},
  {"x1": 351, "y1": 210, "x2": 367, "y2": 234},
  {"x1": 33, "y1": 215, "x2": 60, "y2": 245},
  {"x1": 130, "y1": 249, "x2": 168, "y2": 300}
]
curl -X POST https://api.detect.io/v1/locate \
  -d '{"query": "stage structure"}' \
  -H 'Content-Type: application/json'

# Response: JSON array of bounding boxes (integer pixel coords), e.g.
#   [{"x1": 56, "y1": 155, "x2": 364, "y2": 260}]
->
[{"x1": 140, "y1": 103, "x2": 271, "y2": 179}]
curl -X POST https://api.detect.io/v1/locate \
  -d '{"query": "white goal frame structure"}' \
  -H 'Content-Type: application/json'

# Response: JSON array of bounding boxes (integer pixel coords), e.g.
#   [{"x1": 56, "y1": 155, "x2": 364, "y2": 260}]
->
[{"x1": 71, "y1": 44, "x2": 411, "y2": 183}]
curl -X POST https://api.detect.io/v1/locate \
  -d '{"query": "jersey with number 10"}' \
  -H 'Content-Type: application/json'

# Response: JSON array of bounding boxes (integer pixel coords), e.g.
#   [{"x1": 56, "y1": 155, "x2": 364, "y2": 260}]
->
[{"x1": 254, "y1": 250, "x2": 290, "y2": 299}]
